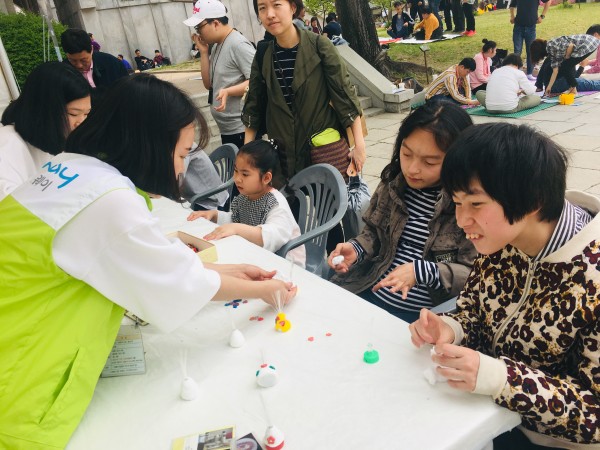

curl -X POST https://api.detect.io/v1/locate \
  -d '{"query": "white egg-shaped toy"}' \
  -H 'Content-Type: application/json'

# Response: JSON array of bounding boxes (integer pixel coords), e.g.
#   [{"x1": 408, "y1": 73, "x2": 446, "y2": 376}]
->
[
  {"x1": 264, "y1": 425, "x2": 285, "y2": 450},
  {"x1": 256, "y1": 364, "x2": 279, "y2": 388},
  {"x1": 180, "y1": 376, "x2": 199, "y2": 401},
  {"x1": 229, "y1": 329, "x2": 245, "y2": 348},
  {"x1": 332, "y1": 255, "x2": 344, "y2": 266}
]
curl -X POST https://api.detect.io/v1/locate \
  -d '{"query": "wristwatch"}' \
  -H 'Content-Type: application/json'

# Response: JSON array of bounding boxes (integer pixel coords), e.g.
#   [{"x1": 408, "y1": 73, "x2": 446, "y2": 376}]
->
[{"x1": 540, "y1": 14, "x2": 545, "y2": 19}]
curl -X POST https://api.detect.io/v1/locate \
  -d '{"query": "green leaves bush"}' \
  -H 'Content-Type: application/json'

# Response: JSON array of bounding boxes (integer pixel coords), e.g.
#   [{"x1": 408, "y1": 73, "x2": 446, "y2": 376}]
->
[{"x1": 0, "y1": 12, "x2": 68, "y2": 88}]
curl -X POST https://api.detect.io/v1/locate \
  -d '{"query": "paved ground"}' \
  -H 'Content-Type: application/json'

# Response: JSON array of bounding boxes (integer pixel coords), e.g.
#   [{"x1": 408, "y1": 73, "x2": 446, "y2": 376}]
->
[
  {"x1": 361, "y1": 94, "x2": 600, "y2": 197},
  {"x1": 157, "y1": 71, "x2": 600, "y2": 198}
]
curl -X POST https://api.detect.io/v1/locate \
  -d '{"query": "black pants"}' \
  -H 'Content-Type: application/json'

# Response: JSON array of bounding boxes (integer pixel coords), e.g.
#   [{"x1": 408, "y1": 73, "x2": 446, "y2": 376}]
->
[
  {"x1": 494, "y1": 428, "x2": 558, "y2": 450},
  {"x1": 452, "y1": 0, "x2": 465, "y2": 31},
  {"x1": 441, "y1": 0, "x2": 453, "y2": 29},
  {"x1": 472, "y1": 83, "x2": 487, "y2": 93},
  {"x1": 463, "y1": 2, "x2": 475, "y2": 31},
  {"x1": 220, "y1": 132, "x2": 244, "y2": 150}
]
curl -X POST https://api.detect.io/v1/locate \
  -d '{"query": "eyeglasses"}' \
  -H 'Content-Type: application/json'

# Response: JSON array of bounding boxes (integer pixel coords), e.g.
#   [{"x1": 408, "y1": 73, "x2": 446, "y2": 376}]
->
[{"x1": 195, "y1": 21, "x2": 209, "y2": 33}]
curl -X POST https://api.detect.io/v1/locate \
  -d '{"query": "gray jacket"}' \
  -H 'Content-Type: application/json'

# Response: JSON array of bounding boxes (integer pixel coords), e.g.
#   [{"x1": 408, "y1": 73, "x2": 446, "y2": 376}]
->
[{"x1": 331, "y1": 174, "x2": 477, "y2": 306}]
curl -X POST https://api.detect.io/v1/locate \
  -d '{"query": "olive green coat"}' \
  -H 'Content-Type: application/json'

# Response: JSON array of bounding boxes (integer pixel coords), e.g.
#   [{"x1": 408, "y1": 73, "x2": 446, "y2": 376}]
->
[{"x1": 242, "y1": 28, "x2": 362, "y2": 181}]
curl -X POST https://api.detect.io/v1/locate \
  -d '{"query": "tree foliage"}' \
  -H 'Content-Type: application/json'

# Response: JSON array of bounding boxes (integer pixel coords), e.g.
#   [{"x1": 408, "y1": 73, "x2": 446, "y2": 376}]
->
[
  {"x1": 304, "y1": 0, "x2": 336, "y2": 20},
  {"x1": 0, "y1": 12, "x2": 68, "y2": 88}
]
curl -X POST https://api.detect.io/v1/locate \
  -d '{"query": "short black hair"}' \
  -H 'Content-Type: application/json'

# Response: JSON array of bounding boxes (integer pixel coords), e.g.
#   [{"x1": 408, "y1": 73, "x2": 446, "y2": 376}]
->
[
  {"x1": 393, "y1": 1, "x2": 402, "y2": 6},
  {"x1": 502, "y1": 52, "x2": 523, "y2": 68},
  {"x1": 529, "y1": 39, "x2": 547, "y2": 64},
  {"x1": 118, "y1": 54, "x2": 124, "y2": 59},
  {"x1": 238, "y1": 139, "x2": 281, "y2": 179},
  {"x1": 207, "y1": 16, "x2": 229, "y2": 25},
  {"x1": 65, "y1": 74, "x2": 209, "y2": 200},
  {"x1": 1, "y1": 62, "x2": 90, "y2": 155},
  {"x1": 61, "y1": 29, "x2": 92, "y2": 54},
  {"x1": 587, "y1": 24, "x2": 600, "y2": 35},
  {"x1": 441, "y1": 123, "x2": 567, "y2": 224},
  {"x1": 135, "y1": 49, "x2": 140, "y2": 53},
  {"x1": 252, "y1": 0, "x2": 302, "y2": 18},
  {"x1": 459, "y1": 57, "x2": 476, "y2": 71},
  {"x1": 422, "y1": 6, "x2": 432, "y2": 14},
  {"x1": 382, "y1": 101, "x2": 473, "y2": 183}
]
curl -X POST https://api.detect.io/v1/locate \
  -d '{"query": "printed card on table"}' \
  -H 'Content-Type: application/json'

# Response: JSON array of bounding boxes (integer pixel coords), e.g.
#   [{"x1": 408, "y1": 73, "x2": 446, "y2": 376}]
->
[
  {"x1": 100, "y1": 325, "x2": 146, "y2": 377},
  {"x1": 171, "y1": 426, "x2": 235, "y2": 450}
]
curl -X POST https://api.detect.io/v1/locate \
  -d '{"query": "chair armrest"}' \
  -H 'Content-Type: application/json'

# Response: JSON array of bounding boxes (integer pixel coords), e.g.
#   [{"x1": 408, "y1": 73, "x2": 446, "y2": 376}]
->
[
  {"x1": 275, "y1": 201, "x2": 348, "y2": 258},
  {"x1": 430, "y1": 297, "x2": 457, "y2": 314},
  {"x1": 189, "y1": 178, "x2": 234, "y2": 207}
]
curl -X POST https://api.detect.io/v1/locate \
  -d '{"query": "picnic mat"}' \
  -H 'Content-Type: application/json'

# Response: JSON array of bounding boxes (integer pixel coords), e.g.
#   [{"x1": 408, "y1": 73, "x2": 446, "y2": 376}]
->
[
  {"x1": 466, "y1": 92, "x2": 598, "y2": 118},
  {"x1": 378, "y1": 33, "x2": 462, "y2": 44}
]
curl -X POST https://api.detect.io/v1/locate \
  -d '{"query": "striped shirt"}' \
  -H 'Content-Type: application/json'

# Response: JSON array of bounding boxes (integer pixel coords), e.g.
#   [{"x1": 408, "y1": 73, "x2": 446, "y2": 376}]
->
[
  {"x1": 535, "y1": 199, "x2": 591, "y2": 261},
  {"x1": 547, "y1": 35, "x2": 600, "y2": 69},
  {"x1": 424, "y1": 64, "x2": 472, "y2": 104},
  {"x1": 273, "y1": 43, "x2": 298, "y2": 109},
  {"x1": 353, "y1": 186, "x2": 443, "y2": 313}
]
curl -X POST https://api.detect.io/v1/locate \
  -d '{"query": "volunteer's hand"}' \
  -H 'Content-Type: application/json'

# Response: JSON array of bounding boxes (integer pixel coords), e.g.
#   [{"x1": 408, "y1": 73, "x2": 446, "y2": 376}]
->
[
  {"x1": 351, "y1": 140, "x2": 366, "y2": 173},
  {"x1": 192, "y1": 34, "x2": 209, "y2": 54},
  {"x1": 261, "y1": 280, "x2": 298, "y2": 308},
  {"x1": 214, "y1": 87, "x2": 229, "y2": 112},
  {"x1": 237, "y1": 265, "x2": 277, "y2": 281}
]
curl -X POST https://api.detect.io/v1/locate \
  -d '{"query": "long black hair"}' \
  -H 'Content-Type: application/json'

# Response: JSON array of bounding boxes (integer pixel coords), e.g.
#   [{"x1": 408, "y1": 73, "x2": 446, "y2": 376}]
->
[
  {"x1": 1, "y1": 62, "x2": 91, "y2": 155},
  {"x1": 381, "y1": 102, "x2": 473, "y2": 183},
  {"x1": 65, "y1": 74, "x2": 209, "y2": 200}
]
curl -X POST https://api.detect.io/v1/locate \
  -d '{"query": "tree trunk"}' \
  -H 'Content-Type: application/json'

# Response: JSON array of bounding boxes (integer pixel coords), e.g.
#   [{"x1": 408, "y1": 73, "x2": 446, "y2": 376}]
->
[{"x1": 334, "y1": 0, "x2": 387, "y2": 75}]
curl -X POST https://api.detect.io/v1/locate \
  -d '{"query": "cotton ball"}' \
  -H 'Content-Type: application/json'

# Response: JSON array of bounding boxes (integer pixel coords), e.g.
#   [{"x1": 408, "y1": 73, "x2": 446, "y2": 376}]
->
[
  {"x1": 423, "y1": 347, "x2": 448, "y2": 385},
  {"x1": 332, "y1": 255, "x2": 344, "y2": 266}
]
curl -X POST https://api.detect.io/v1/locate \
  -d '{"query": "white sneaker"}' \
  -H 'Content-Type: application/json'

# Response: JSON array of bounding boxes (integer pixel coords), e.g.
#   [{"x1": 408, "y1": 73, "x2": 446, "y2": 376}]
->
[{"x1": 527, "y1": 74, "x2": 537, "y2": 81}]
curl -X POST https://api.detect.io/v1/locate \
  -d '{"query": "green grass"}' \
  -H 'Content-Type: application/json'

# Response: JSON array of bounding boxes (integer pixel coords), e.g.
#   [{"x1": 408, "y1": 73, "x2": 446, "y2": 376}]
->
[{"x1": 381, "y1": 3, "x2": 600, "y2": 82}]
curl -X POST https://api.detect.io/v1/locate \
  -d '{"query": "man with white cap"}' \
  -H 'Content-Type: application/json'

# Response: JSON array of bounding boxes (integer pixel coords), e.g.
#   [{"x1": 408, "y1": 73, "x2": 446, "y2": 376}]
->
[{"x1": 184, "y1": 0, "x2": 256, "y2": 149}]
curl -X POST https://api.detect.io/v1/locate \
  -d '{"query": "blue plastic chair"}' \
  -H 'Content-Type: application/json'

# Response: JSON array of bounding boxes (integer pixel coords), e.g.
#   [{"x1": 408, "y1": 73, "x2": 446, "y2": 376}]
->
[
  {"x1": 276, "y1": 164, "x2": 348, "y2": 277},
  {"x1": 189, "y1": 143, "x2": 238, "y2": 211}
]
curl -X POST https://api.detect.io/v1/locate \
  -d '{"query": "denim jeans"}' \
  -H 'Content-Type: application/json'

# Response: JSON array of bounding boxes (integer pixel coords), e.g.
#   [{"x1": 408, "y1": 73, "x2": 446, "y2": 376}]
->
[
  {"x1": 430, "y1": 0, "x2": 442, "y2": 15},
  {"x1": 513, "y1": 25, "x2": 536, "y2": 75},
  {"x1": 551, "y1": 77, "x2": 600, "y2": 94}
]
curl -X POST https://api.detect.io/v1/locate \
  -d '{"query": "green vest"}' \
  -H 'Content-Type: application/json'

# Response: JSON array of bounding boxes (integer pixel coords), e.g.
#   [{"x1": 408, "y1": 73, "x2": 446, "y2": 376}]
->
[{"x1": 0, "y1": 155, "x2": 134, "y2": 449}]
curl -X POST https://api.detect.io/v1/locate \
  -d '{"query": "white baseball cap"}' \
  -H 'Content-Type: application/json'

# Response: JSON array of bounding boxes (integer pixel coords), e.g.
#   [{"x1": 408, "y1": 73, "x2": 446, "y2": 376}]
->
[{"x1": 183, "y1": 0, "x2": 227, "y2": 27}]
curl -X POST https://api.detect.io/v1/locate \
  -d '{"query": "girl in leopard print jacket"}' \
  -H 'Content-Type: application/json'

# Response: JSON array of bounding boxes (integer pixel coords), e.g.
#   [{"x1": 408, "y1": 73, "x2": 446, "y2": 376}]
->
[{"x1": 410, "y1": 123, "x2": 600, "y2": 449}]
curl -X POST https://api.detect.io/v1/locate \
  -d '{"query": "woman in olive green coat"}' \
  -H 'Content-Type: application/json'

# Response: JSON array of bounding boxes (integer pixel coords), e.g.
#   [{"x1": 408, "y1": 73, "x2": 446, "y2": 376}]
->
[{"x1": 242, "y1": 0, "x2": 365, "y2": 182}]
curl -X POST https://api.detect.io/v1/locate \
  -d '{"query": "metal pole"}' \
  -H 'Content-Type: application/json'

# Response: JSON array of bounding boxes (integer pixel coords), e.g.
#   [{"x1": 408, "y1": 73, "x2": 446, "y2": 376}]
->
[
  {"x1": 424, "y1": 51, "x2": 429, "y2": 84},
  {"x1": 40, "y1": 0, "x2": 62, "y2": 61},
  {"x1": 0, "y1": 35, "x2": 20, "y2": 98}
]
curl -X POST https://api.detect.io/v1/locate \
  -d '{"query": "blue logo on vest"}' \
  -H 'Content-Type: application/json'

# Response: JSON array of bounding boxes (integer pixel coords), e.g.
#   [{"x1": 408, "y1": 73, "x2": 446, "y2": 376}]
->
[{"x1": 42, "y1": 162, "x2": 79, "y2": 189}]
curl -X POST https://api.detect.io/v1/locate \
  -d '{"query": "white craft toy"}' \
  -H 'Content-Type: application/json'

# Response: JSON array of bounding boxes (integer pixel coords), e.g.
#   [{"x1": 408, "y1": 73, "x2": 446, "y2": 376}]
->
[
  {"x1": 423, "y1": 347, "x2": 448, "y2": 385},
  {"x1": 256, "y1": 364, "x2": 279, "y2": 388},
  {"x1": 264, "y1": 425, "x2": 285, "y2": 450},
  {"x1": 229, "y1": 329, "x2": 245, "y2": 348},
  {"x1": 332, "y1": 255, "x2": 344, "y2": 266},
  {"x1": 180, "y1": 376, "x2": 200, "y2": 401}
]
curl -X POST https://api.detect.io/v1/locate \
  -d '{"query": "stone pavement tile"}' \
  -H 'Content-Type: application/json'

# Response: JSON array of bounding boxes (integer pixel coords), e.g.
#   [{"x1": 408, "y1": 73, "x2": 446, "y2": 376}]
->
[
  {"x1": 523, "y1": 108, "x2": 582, "y2": 122},
  {"x1": 365, "y1": 127, "x2": 398, "y2": 141},
  {"x1": 561, "y1": 123, "x2": 600, "y2": 136},
  {"x1": 363, "y1": 174, "x2": 381, "y2": 194},
  {"x1": 567, "y1": 167, "x2": 600, "y2": 191},
  {"x1": 381, "y1": 135, "x2": 397, "y2": 145},
  {"x1": 554, "y1": 135, "x2": 600, "y2": 152},
  {"x1": 363, "y1": 156, "x2": 389, "y2": 179},
  {"x1": 366, "y1": 142, "x2": 393, "y2": 159},
  {"x1": 566, "y1": 112, "x2": 600, "y2": 124},
  {"x1": 570, "y1": 151, "x2": 600, "y2": 169},
  {"x1": 367, "y1": 116, "x2": 404, "y2": 130},
  {"x1": 587, "y1": 183, "x2": 600, "y2": 196},
  {"x1": 525, "y1": 121, "x2": 579, "y2": 137}
]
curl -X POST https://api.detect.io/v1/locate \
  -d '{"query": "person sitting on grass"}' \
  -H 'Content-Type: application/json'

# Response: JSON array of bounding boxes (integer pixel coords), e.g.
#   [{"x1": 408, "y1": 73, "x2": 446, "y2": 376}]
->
[
  {"x1": 476, "y1": 53, "x2": 540, "y2": 114},
  {"x1": 327, "y1": 102, "x2": 477, "y2": 323},
  {"x1": 387, "y1": 1, "x2": 414, "y2": 40},
  {"x1": 425, "y1": 58, "x2": 479, "y2": 105},
  {"x1": 413, "y1": 7, "x2": 443, "y2": 40},
  {"x1": 410, "y1": 122, "x2": 600, "y2": 449},
  {"x1": 470, "y1": 39, "x2": 496, "y2": 93}
]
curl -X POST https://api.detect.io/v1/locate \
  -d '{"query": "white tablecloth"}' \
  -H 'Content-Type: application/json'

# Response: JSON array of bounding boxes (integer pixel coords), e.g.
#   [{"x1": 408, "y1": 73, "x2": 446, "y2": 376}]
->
[{"x1": 67, "y1": 198, "x2": 520, "y2": 450}]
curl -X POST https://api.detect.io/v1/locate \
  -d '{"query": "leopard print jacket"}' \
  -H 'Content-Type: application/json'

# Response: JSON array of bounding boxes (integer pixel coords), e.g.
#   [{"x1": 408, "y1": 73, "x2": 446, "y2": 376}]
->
[{"x1": 447, "y1": 195, "x2": 600, "y2": 448}]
